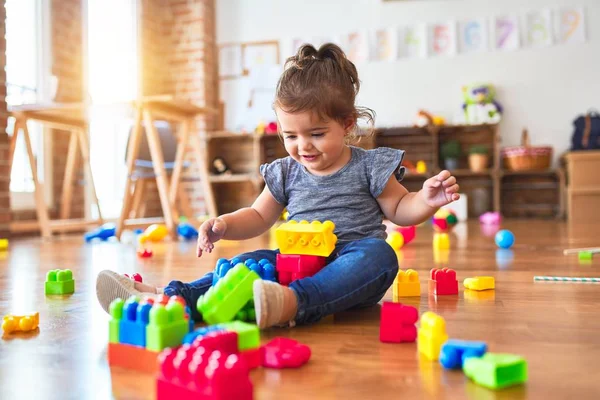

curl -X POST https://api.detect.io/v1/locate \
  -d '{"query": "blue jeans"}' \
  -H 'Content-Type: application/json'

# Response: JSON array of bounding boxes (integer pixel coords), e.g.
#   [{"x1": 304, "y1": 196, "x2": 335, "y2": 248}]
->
[{"x1": 164, "y1": 238, "x2": 398, "y2": 325}]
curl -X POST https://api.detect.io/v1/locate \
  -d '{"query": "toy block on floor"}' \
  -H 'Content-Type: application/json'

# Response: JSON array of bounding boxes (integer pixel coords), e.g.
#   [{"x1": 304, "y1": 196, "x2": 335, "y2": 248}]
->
[
  {"x1": 119, "y1": 298, "x2": 152, "y2": 347},
  {"x1": 183, "y1": 325, "x2": 227, "y2": 345},
  {"x1": 433, "y1": 233, "x2": 450, "y2": 250},
  {"x1": 579, "y1": 251, "x2": 593, "y2": 261},
  {"x1": 276, "y1": 254, "x2": 327, "y2": 286},
  {"x1": 393, "y1": 269, "x2": 421, "y2": 300},
  {"x1": 146, "y1": 301, "x2": 190, "y2": 352},
  {"x1": 275, "y1": 220, "x2": 337, "y2": 257},
  {"x1": 220, "y1": 321, "x2": 260, "y2": 351},
  {"x1": 0, "y1": 238, "x2": 8, "y2": 250},
  {"x1": 440, "y1": 339, "x2": 488, "y2": 369},
  {"x1": 379, "y1": 302, "x2": 418, "y2": 343},
  {"x1": 157, "y1": 347, "x2": 253, "y2": 400},
  {"x1": 108, "y1": 342, "x2": 159, "y2": 374},
  {"x1": 193, "y1": 330, "x2": 239, "y2": 355},
  {"x1": 429, "y1": 268, "x2": 458, "y2": 295},
  {"x1": 197, "y1": 264, "x2": 260, "y2": 325},
  {"x1": 463, "y1": 276, "x2": 495, "y2": 291},
  {"x1": 236, "y1": 300, "x2": 256, "y2": 322},
  {"x1": 418, "y1": 311, "x2": 448, "y2": 361},
  {"x1": 213, "y1": 258, "x2": 276, "y2": 286},
  {"x1": 2, "y1": 312, "x2": 39, "y2": 334},
  {"x1": 262, "y1": 337, "x2": 312, "y2": 368},
  {"x1": 109, "y1": 298, "x2": 126, "y2": 343},
  {"x1": 45, "y1": 269, "x2": 75, "y2": 295},
  {"x1": 463, "y1": 353, "x2": 528, "y2": 390}
]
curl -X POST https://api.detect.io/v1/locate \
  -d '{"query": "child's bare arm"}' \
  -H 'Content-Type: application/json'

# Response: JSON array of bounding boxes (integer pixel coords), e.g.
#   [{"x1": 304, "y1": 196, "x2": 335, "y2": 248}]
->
[{"x1": 196, "y1": 186, "x2": 285, "y2": 257}]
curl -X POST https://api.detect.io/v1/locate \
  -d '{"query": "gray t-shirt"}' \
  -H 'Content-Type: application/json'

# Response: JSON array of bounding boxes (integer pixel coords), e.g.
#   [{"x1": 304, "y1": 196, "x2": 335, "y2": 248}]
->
[{"x1": 259, "y1": 146, "x2": 405, "y2": 244}]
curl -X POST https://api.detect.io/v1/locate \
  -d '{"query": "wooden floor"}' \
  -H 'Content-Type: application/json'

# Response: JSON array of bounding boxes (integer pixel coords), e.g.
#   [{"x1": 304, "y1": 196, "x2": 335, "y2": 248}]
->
[{"x1": 1, "y1": 220, "x2": 600, "y2": 399}]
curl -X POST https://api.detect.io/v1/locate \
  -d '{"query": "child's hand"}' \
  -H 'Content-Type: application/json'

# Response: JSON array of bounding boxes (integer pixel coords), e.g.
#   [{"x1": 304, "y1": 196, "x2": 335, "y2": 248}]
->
[
  {"x1": 421, "y1": 170, "x2": 460, "y2": 208},
  {"x1": 197, "y1": 218, "x2": 227, "y2": 257}
]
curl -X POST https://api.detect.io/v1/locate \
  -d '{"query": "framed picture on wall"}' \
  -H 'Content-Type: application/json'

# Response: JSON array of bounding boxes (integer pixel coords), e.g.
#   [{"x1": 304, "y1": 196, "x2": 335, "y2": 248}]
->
[{"x1": 219, "y1": 40, "x2": 280, "y2": 80}]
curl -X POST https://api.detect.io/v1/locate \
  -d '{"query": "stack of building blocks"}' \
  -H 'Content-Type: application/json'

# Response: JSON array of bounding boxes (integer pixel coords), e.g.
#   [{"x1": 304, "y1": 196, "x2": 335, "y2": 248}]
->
[
  {"x1": 440, "y1": 339, "x2": 488, "y2": 369},
  {"x1": 428, "y1": 268, "x2": 458, "y2": 295},
  {"x1": 463, "y1": 353, "x2": 528, "y2": 389},
  {"x1": 261, "y1": 337, "x2": 312, "y2": 368},
  {"x1": 379, "y1": 302, "x2": 418, "y2": 343},
  {"x1": 274, "y1": 220, "x2": 336, "y2": 286},
  {"x1": 393, "y1": 269, "x2": 421, "y2": 300},
  {"x1": 417, "y1": 311, "x2": 448, "y2": 361},
  {"x1": 2, "y1": 312, "x2": 39, "y2": 334},
  {"x1": 463, "y1": 276, "x2": 495, "y2": 291},
  {"x1": 45, "y1": 269, "x2": 75, "y2": 295}
]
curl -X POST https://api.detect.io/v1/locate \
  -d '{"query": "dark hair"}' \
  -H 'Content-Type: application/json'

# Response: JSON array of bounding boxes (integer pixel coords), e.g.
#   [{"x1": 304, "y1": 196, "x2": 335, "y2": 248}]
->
[{"x1": 274, "y1": 43, "x2": 375, "y2": 141}]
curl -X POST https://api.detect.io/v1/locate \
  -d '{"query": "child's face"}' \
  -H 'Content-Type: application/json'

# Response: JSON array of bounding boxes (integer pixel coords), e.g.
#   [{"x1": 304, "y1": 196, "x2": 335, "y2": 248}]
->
[{"x1": 276, "y1": 108, "x2": 351, "y2": 176}]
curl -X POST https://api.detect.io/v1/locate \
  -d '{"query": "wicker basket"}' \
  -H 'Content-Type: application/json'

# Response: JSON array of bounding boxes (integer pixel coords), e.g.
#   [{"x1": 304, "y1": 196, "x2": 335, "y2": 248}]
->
[{"x1": 502, "y1": 129, "x2": 553, "y2": 171}]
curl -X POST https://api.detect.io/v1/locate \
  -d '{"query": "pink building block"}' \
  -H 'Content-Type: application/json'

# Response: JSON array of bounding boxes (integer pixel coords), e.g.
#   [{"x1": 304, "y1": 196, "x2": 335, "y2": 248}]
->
[
  {"x1": 240, "y1": 348, "x2": 262, "y2": 370},
  {"x1": 193, "y1": 331, "x2": 239, "y2": 355},
  {"x1": 429, "y1": 268, "x2": 458, "y2": 295},
  {"x1": 379, "y1": 302, "x2": 418, "y2": 343},
  {"x1": 261, "y1": 337, "x2": 311, "y2": 368},
  {"x1": 276, "y1": 254, "x2": 327, "y2": 286}
]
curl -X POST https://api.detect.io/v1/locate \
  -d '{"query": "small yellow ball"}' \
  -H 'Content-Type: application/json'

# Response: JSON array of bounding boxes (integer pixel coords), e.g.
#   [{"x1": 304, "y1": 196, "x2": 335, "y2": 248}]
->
[{"x1": 386, "y1": 232, "x2": 405, "y2": 250}]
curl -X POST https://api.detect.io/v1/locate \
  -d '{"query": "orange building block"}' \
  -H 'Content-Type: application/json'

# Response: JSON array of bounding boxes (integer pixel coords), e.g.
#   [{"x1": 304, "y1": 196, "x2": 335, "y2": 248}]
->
[
  {"x1": 108, "y1": 342, "x2": 159, "y2": 374},
  {"x1": 393, "y1": 269, "x2": 421, "y2": 300}
]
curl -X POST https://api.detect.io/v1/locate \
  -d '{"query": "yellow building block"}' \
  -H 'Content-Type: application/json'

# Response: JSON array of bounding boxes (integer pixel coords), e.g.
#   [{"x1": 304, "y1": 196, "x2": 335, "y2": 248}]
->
[
  {"x1": 464, "y1": 276, "x2": 495, "y2": 291},
  {"x1": 2, "y1": 312, "x2": 39, "y2": 334},
  {"x1": 417, "y1": 311, "x2": 448, "y2": 361},
  {"x1": 275, "y1": 220, "x2": 337, "y2": 257},
  {"x1": 393, "y1": 269, "x2": 421, "y2": 300},
  {"x1": 0, "y1": 238, "x2": 8, "y2": 250},
  {"x1": 433, "y1": 233, "x2": 450, "y2": 250}
]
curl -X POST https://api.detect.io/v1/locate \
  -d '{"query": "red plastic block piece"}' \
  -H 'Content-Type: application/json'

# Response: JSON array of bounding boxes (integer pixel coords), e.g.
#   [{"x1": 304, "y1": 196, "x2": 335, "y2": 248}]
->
[
  {"x1": 261, "y1": 337, "x2": 312, "y2": 368},
  {"x1": 276, "y1": 254, "x2": 327, "y2": 286},
  {"x1": 379, "y1": 301, "x2": 418, "y2": 343},
  {"x1": 193, "y1": 331, "x2": 239, "y2": 355},
  {"x1": 429, "y1": 268, "x2": 458, "y2": 295},
  {"x1": 157, "y1": 347, "x2": 253, "y2": 400},
  {"x1": 124, "y1": 273, "x2": 143, "y2": 282},
  {"x1": 108, "y1": 342, "x2": 159, "y2": 374},
  {"x1": 240, "y1": 348, "x2": 262, "y2": 370},
  {"x1": 137, "y1": 248, "x2": 153, "y2": 258}
]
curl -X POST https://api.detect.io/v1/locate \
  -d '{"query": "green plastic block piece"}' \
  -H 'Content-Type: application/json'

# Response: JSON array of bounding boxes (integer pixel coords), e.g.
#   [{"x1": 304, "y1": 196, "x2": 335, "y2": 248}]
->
[
  {"x1": 109, "y1": 298, "x2": 124, "y2": 344},
  {"x1": 197, "y1": 264, "x2": 260, "y2": 325},
  {"x1": 146, "y1": 302, "x2": 189, "y2": 352},
  {"x1": 463, "y1": 353, "x2": 527, "y2": 390},
  {"x1": 45, "y1": 269, "x2": 75, "y2": 295},
  {"x1": 235, "y1": 300, "x2": 256, "y2": 322},
  {"x1": 579, "y1": 251, "x2": 593, "y2": 261},
  {"x1": 221, "y1": 320, "x2": 260, "y2": 350}
]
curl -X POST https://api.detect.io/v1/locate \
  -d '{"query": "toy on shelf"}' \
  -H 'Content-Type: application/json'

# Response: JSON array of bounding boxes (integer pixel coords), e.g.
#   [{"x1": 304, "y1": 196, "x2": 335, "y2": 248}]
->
[
  {"x1": 416, "y1": 161, "x2": 427, "y2": 174},
  {"x1": 463, "y1": 353, "x2": 527, "y2": 390},
  {"x1": 2, "y1": 312, "x2": 39, "y2": 334},
  {"x1": 414, "y1": 110, "x2": 445, "y2": 127},
  {"x1": 462, "y1": 83, "x2": 502, "y2": 125},
  {"x1": 479, "y1": 211, "x2": 501, "y2": 225},
  {"x1": 84, "y1": 223, "x2": 116, "y2": 242},
  {"x1": 386, "y1": 225, "x2": 416, "y2": 250},
  {"x1": 433, "y1": 233, "x2": 450, "y2": 250},
  {"x1": 139, "y1": 224, "x2": 168, "y2": 244},
  {"x1": 137, "y1": 248, "x2": 153, "y2": 258},
  {"x1": 45, "y1": 269, "x2": 75, "y2": 295},
  {"x1": 177, "y1": 222, "x2": 199, "y2": 240},
  {"x1": 429, "y1": 268, "x2": 458, "y2": 296},
  {"x1": 440, "y1": 339, "x2": 487, "y2": 369},
  {"x1": 418, "y1": 311, "x2": 448, "y2": 361},
  {"x1": 211, "y1": 156, "x2": 232, "y2": 176},
  {"x1": 276, "y1": 254, "x2": 326, "y2": 286},
  {"x1": 432, "y1": 209, "x2": 458, "y2": 232},
  {"x1": 464, "y1": 276, "x2": 495, "y2": 291},
  {"x1": 265, "y1": 121, "x2": 278, "y2": 134},
  {"x1": 393, "y1": 269, "x2": 421, "y2": 300},
  {"x1": 124, "y1": 273, "x2": 143, "y2": 283},
  {"x1": 275, "y1": 220, "x2": 337, "y2": 257},
  {"x1": 0, "y1": 238, "x2": 8, "y2": 250},
  {"x1": 495, "y1": 230, "x2": 515, "y2": 249},
  {"x1": 262, "y1": 337, "x2": 311, "y2": 368},
  {"x1": 380, "y1": 302, "x2": 418, "y2": 343}
]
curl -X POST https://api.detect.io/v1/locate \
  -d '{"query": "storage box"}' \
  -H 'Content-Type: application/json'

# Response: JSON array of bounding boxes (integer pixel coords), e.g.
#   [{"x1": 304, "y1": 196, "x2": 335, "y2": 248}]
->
[
  {"x1": 567, "y1": 188, "x2": 600, "y2": 224},
  {"x1": 564, "y1": 151, "x2": 600, "y2": 188}
]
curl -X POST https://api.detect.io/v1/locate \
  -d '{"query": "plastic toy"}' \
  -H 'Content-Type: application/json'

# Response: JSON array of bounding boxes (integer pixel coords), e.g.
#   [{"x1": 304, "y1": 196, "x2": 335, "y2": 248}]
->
[
  {"x1": 194, "y1": 330, "x2": 239, "y2": 354},
  {"x1": 211, "y1": 156, "x2": 232, "y2": 176},
  {"x1": 462, "y1": 83, "x2": 503, "y2": 125},
  {"x1": 120, "y1": 297, "x2": 152, "y2": 347},
  {"x1": 183, "y1": 325, "x2": 227, "y2": 345},
  {"x1": 414, "y1": 110, "x2": 446, "y2": 127},
  {"x1": 220, "y1": 321, "x2": 260, "y2": 351},
  {"x1": 2, "y1": 312, "x2": 39, "y2": 334},
  {"x1": 84, "y1": 223, "x2": 116, "y2": 242},
  {"x1": 139, "y1": 224, "x2": 168, "y2": 243},
  {"x1": 275, "y1": 220, "x2": 337, "y2": 257},
  {"x1": 386, "y1": 232, "x2": 404, "y2": 249},
  {"x1": 432, "y1": 209, "x2": 458, "y2": 232},
  {"x1": 429, "y1": 268, "x2": 458, "y2": 295},
  {"x1": 157, "y1": 347, "x2": 253, "y2": 400},
  {"x1": 45, "y1": 269, "x2": 75, "y2": 295},
  {"x1": 177, "y1": 222, "x2": 199, "y2": 240},
  {"x1": 418, "y1": 311, "x2": 448, "y2": 361},
  {"x1": 137, "y1": 248, "x2": 153, "y2": 258},
  {"x1": 392, "y1": 269, "x2": 421, "y2": 300},
  {"x1": 495, "y1": 230, "x2": 514, "y2": 249},
  {"x1": 240, "y1": 348, "x2": 262, "y2": 370},
  {"x1": 235, "y1": 300, "x2": 256, "y2": 322},
  {"x1": 433, "y1": 233, "x2": 450, "y2": 250},
  {"x1": 440, "y1": 339, "x2": 487, "y2": 369},
  {"x1": 146, "y1": 301, "x2": 190, "y2": 352},
  {"x1": 124, "y1": 273, "x2": 143, "y2": 283},
  {"x1": 379, "y1": 302, "x2": 418, "y2": 343},
  {"x1": 416, "y1": 161, "x2": 427, "y2": 174},
  {"x1": 463, "y1": 353, "x2": 527, "y2": 390},
  {"x1": 534, "y1": 276, "x2": 600, "y2": 283},
  {"x1": 108, "y1": 342, "x2": 159, "y2": 374},
  {"x1": 0, "y1": 238, "x2": 8, "y2": 250},
  {"x1": 479, "y1": 211, "x2": 501, "y2": 225},
  {"x1": 213, "y1": 258, "x2": 276, "y2": 286},
  {"x1": 386, "y1": 225, "x2": 415, "y2": 250},
  {"x1": 262, "y1": 337, "x2": 312, "y2": 368},
  {"x1": 463, "y1": 276, "x2": 495, "y2": 291},
  {"x1": 197, "y1": 264, "x2": 260, "y2": 325},
  {"x1": 276, "y1": 254, "x2": 326, "y2": 286},
  {"x1": 579, "y1": 251, "x2": 593, "y2": 261}
]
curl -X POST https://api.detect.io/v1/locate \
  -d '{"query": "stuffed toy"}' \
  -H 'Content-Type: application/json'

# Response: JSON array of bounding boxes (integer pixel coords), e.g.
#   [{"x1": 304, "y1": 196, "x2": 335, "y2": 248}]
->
[{"x1": 462, "y1": 84, "x2": 503, "y2": 124}]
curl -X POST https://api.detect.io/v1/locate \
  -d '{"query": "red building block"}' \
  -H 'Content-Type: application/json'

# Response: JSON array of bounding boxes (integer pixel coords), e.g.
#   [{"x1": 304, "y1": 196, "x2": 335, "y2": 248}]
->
[
  {"x1": 193, "y1": 331, "x2": 239, "y2": 355},
  {"x1": 429, "y1": 268, "x2": 458, "y2": 295},
  {"x1": 261, "y1": 337, "x2": 312, "y2": 368},
  {"x1": 157, "y1": 347, "x2": 253, "y2": 400},
  {"x1": 276, "y1": 254, "x2": 327, "y2": 286},
  {"x1": 379, "y1": 302, "x2": 418, "y2": 343},
  {"x1": 240, "y1": 348, "x2": 262, "y2": 370}
]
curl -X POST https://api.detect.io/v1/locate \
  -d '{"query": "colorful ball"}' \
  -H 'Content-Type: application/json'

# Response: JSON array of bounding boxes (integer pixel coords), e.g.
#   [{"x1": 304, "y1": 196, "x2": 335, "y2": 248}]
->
[
  {"x1": 432, "y1": 209, "x2": 458, "y2": 232},
  {"x1": 495, "y1": 230, "x2": 515, "y2": 249}
]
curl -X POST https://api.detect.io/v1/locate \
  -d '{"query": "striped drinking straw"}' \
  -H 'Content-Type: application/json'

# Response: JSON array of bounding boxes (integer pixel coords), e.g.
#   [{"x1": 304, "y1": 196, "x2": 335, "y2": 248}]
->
[{"x1": 534, "y1": 276, "x2": 600, "y2": 283}]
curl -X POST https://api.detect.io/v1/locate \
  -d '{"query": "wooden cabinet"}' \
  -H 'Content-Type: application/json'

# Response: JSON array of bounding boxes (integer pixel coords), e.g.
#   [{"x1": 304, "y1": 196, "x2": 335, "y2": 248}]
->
[{"x1": 563, "y1": 151, "x2": 600, "y2": 224}]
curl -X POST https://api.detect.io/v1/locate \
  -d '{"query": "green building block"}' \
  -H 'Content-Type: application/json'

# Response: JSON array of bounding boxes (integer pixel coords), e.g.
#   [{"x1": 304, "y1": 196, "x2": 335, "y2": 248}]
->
[
  {"x1": 45, "y1": 269, "x2": 75, "y2": 295},
  {"x1": 146, "y1": 302, "x2": 189, "y2": 352},
  {"x1": 578, "y1": 251, "x2": 593, "y2": 261},
  {"x1": 109, "y1": 298, "x2": 124, "y2": 343},
  {"x1": 221, "y1": 320, "x2": 260, "y2": 350},
  {"x1": 463, "y1": 353, "x2": 527, "y2": 390},
  {"x1": 235, "y1": 299, "x2": 256, "y2": 322},
  {"x1": 197, "y1": 264, "x2": 260, "y2": 325}
]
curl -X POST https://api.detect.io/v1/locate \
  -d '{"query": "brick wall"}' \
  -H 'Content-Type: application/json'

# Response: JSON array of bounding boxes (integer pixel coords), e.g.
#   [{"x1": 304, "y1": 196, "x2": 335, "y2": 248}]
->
[{"x1": 0, "y1": 0, "x2": 10, "y2": 236}]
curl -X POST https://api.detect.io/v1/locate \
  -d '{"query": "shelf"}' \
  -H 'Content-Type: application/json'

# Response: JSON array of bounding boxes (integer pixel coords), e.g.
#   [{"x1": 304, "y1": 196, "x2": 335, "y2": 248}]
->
[
  {"x1": 402, "y1": 172, "x2": 431, "y2": 179},
  {"x1": 500, "y1": 169, "x2": 559, "y2": 176},
  {"x1": 208, "y1": 173, "x2": 258, "y2": 183},
  {"x1": 447, "y1": 169, "x2": 494, "y2": 177},
  {"x1": 206, "y1": 131, "x2": 256, "y2": 140}
]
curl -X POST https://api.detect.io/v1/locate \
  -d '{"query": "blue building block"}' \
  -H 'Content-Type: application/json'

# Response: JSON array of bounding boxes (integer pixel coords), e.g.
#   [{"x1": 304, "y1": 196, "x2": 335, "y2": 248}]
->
[
  {"x1": 84, "y1": 223, "x2": 116, "y2": 242},
  {"x1": 177, "y1": 223, "x2": 198, "y2": 240},
  {"x1": 119, "y1": 300, "x2": 151, "y2": 347},
  {"x1": 182, "y1": 325, "x2": 226, "y2": 345},
  {"x1": 440, "y1": 339, "x2": 488, "y2": 369},
  {"x1": 213, "y1": 258, "x2": 277, "y2": 285}
]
